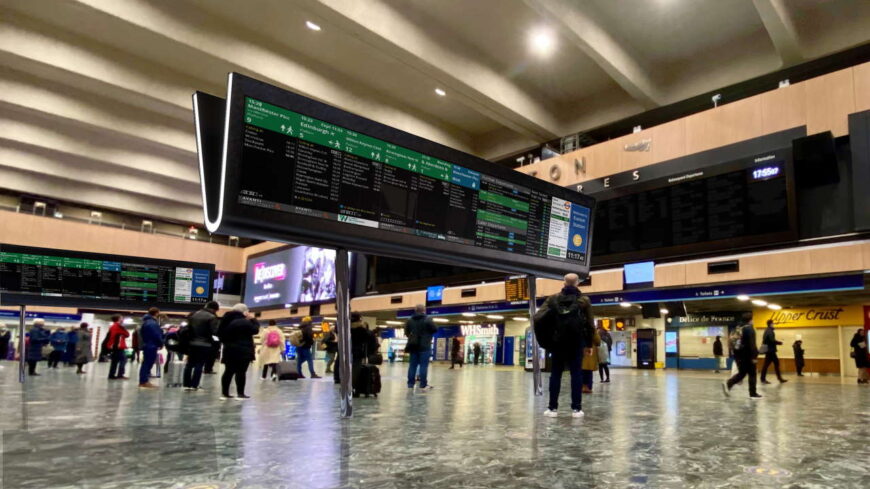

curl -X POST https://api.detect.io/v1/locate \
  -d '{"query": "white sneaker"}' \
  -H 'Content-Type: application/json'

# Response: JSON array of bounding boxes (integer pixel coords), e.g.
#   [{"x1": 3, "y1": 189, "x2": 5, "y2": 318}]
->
[
  {"x1": 572, "y1": 410, "x2": 585, "y2": 418},
  {"x1": 721, "y1": 382, "x2": 731, "y2": 397},
  {"x1": 543, "y1": 409, "x2": 558, "y2": 418}
]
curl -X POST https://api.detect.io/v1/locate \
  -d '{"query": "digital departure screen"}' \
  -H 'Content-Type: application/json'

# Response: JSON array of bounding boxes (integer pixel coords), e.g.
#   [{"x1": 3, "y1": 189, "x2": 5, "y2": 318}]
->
[
  {"x1": 195, "y1": 74, "x2": 595, "y2": 279},
  {"x1": 238, "y1": 98, "x2": 590, "y2": 264},
  {"x1": 0, "y1": 244, "x2": 214, "y2": 310}
]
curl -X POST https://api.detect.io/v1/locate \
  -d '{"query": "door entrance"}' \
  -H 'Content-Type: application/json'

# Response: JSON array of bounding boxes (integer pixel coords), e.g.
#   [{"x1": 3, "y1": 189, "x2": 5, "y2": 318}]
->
[{"x1": 636, "y1": 328, "x2": 656, "y2": 369}]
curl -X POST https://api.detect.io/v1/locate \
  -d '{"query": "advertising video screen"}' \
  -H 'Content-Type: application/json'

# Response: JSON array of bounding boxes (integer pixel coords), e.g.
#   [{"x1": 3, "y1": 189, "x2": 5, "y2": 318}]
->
[
  {"x1": 243, "y1": 246, "x2": 336, "y2": 309},
  {"x1": 195, "y1": 74, "x2": 596, "y2": 279},
  {"x1": 0, "y1": 244, "x2": 214, "y2": 311}
]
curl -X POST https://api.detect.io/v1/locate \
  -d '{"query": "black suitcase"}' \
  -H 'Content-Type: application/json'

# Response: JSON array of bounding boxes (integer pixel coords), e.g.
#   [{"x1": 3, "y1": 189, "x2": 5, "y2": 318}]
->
[
  {"x1": 276, "y1": 361, "x2": 302, "y2": 380},
  {"x1": 355, "y1": 364, "x2": 381, "y2": 398}
]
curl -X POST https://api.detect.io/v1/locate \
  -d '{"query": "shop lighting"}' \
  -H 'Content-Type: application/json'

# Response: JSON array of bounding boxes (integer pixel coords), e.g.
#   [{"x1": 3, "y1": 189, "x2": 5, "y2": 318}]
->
[
  {"x1": 305, "y1": 20, "x2": 321, "y2": 31},
  {"x1": 434, "y1": 88, "x2": 446, "y2": 96},
  {"x1": 433, "y1": 318, "x2": 449, "y2": 323},
  {"x1": 459, "y1": 320, "x2": 475, "y2": 324},
  {"x1": 737, "y1": 295, "x2": 750, "y2": 301},
  {"x1": 461, "y1": 312, "x2": 476, "y2": 317},
  {"x1": 751, "y1": 299, "x2": 767, "y2": 306},
  {"x1": 619, "y1": 302, "x2": 632, "y2": 308},
  {"x1": 513, "y1": 317, "x2": 529, "y2": 321},
  {"x1": 323, "y1": 317, "x2": 337, "y2": 321},
  {"x1": 529, "y1": 26, "x2": 556, "y2": 57},
  {"x1": 660, "y1": 308, "x2": 669, "y2": 314},
  {"x1": 122, "y1": 318, "x2": 133, "y2": 325},
  {"x1": 485, "y1": 314, "x2": 504, "y2": 320},
  {"x1": 767, "y1": 304, "x2": 782, "y2": 310},
  {"x1": 385, "y1": 320, "x2": 403, "y2": 325}
]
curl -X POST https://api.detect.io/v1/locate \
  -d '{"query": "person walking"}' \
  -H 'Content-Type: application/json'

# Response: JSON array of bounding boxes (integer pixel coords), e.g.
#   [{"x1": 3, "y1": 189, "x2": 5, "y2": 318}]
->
[
  {"x1": 74, "y1": 322, "x2": 93, "y2": 374},
  {"x1": 0, "y1": 325, "x2": 10, "y2": 363},
  {"x1": 106, "y1": 315, "x2": 130, "y2": 380},
  {"x1": 472, "y1": 342, "x2": 482, "y2": 365},
  {"x1": 131, "y1": 325, "x2": 141, "y2": 363},
  {"x1": 26, "y1": 319, "x2": 51, "y2": 376},
  {"x1": 296, "y1": 317, "x2": 320, "y2": 379},
  {"x1": 183, "y1": 301, "x2": 220, "y2": 390},
  {"x1": 64, "y1": 327, "x2": 78, "y2": 366},
  {"x1": 723, "y1": 319, "x2": 762, "y2": 399},
  {"x1": 760, "y1": 319, "x2": 787, "y2": 384},
  {"x1": 597, "y1": 335, "x2": 611, "y2": 383},
  {"x1": 450, "y1": 337, "x2": 463, "y2": 369},
  {"x1": 322, "y1": 326, "x2": 338, "y2": 374},
  {"x1": 404, "y1": 304, "x2": 437, "y2": 390},
  {"x1": 138, "y1": 308, "x2": 163, "y2": 389},
  {"x1": 218, "y1": 303, "x2": 260, "y2": 399},
  {"x1": 792, "y1": 339, "x2": 805, "y2": 377},
  {"x1": 48, "y1": 327, "x2": 68, "y2": 369},
  {"x1": 713, "y1": 335, "x2": 724, "y2": 373},
  {"x1": 259, "y1": 320, "x2": 285, "y2": 381},
  {"x1": 534, "y1": 273, "x2": 595, "y2": 418},
  {"x1": 850, "y1": 328, "x2": 869, "y2": 384}
]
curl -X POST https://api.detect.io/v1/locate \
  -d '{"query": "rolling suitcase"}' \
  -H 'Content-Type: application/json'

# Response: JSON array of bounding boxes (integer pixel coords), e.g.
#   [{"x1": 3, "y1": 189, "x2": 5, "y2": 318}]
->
[
  {"x1": 276, "y1": 361, "x2": 302, "y2": 380},
  {"x1": 164, "y1": 356, "x2": 185, "y2": 387},
  {"x1": 355, "y1": 364, "x2": 381, "y2": 398}
]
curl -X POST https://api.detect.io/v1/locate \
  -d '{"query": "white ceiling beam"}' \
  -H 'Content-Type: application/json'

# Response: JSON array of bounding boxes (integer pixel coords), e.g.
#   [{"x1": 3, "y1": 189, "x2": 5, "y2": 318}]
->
[
  {"x1": 751, "y1": 0, "x2": 804, "y2": 66},
  {"x1": 307, "y1": 0, "x2": 563, "y2": 141},
  {"x1": 525, "y1": 0, "x2": 662, "y2": 109}
]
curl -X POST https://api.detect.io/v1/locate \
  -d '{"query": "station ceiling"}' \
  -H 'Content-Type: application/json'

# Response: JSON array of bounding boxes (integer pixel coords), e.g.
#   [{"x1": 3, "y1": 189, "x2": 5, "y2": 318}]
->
[{"x1": 1, "y1": 1, "x2": 869, "y2": 222}]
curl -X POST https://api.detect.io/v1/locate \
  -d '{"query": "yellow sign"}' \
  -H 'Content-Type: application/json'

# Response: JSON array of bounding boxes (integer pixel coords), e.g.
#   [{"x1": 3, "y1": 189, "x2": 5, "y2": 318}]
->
[{"x1": 753, "y1": 305, "x2": 864, "y2": 328}]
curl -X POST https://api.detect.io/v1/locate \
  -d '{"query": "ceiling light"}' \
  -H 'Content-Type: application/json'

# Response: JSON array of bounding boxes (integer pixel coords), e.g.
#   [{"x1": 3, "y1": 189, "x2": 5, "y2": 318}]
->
[
  {"x1": 767, "y1": 304, "x2": 782, "y2": 310},
  {"x1": 323, "y1": 317, "x2": 337, "y2": 321},
  {"x1": 461, "y1": 313, "x2": 476, "y2": 317},
  {"x1": 660, "y1": 309, "x2": 669, "y2": 315},
  {"x1": 305, "y1": 20, "x2": 321, "y2": 31},
  {"x1": 433, "y1": 318, "x2": 449, "y2": 323},
  {"x1": 529, "y1": 27, "x2": 556, "y2": 57},
  {"x1": 459, "y1": 320, "x2": 475, "y2": 324},
  {"x1": 619, "y1": 302, "x2": 632, "y2": 308},
  {"x1": 386, "y1": 320, "x2": 403, "y2": 325},
  {"x1": 736, "y1": 295, "x2": 750, "y2": 301},
  {"x1": 434, "y1": 88, "x2": 446, "y2": 96},
  {"x1": 485, "y1": 315, "x2": 504, "y2": 320},
  {"x1": 751, "y1": 299, "x2": 767, "y2": 306},
  {"x1": 513, "y1": 317, "x2": 529, "y2": 321}
]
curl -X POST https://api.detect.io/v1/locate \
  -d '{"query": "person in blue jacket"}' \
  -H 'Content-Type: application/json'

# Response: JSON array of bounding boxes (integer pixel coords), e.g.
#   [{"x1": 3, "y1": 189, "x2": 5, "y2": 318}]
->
[
  {"x1": 48, "y1": 328, "x2": 68, "y2": 369},
  {"x1": 64, "y1": 328, "x2": 79, "y2": 366},
  {"x1": 138, "y1": 307, "x2": 164, "y2": 389},
  {"x1": 26, "y1": 319, "x2": 51, "y2": 376}
]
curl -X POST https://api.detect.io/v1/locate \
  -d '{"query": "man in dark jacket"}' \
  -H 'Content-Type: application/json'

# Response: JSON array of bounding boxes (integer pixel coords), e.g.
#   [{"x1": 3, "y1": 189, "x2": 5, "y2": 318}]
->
[
  {"x1": 535, "y1": 273, "x2": 594, "y2": 418},
  {"x1": 183, "y1": 301, "x2": 220, "y2": 390},
  {"x1": 296, "y1": 317, "x2": 320, "y2": 379},
  {"x1": 405, "y1": 305, "x2": 437, "y2": 389},
  {"x1": 26, "y1": 319, "x2": 52, "y2": 376},
  {"x1": 760, "y1": 319, "x2": 787, "y2": 384},
  {"x1": 322, "y1": 326, "x2": 339, "y2": 374},
  {"x1": 713, "y1": 335, "x2": 724, "y2": 373},
  {"x1": 138, "y1": 307, "x2": 164, "y2": 389},
  {"x1": 723, "y1": 320, "x2": 762, "y2": 399},
  {"x1": 218, "y1": 303, "x2": 260, "y2": 399},
  {"x1": 450, "y1": 337, "x2": 463, "y2": 369}
]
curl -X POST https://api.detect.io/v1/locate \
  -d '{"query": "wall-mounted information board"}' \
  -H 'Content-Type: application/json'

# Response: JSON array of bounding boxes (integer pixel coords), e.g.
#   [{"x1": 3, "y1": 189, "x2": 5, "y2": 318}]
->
[
  {"x1": 195, "y1": 73, "x2": 595, "y2": 279},
  {"x1": 505, "y1": 276, "x2": 530, "y2": 302},
  {"x1": 0, "y1": 244, "x2": 214, "y2": 310}
]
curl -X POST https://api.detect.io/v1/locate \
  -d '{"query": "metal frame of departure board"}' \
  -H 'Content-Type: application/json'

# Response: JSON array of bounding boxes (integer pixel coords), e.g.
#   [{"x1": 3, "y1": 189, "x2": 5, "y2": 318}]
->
[
  {"x1": 0, "y1": 244, "x2": 215, "y2": 311},
  {"x1": 195, "y1": 73, "x2": 596, "y2": 280}
]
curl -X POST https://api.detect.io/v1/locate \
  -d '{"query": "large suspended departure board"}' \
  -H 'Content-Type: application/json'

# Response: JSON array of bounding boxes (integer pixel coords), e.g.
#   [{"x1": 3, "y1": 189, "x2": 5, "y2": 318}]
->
[
  {"x1": 195, "y1": 73, "x2": 595, "y2": 279},
  {"x1": 0, "y1": 244, "x2": 214, "y2": 310}
]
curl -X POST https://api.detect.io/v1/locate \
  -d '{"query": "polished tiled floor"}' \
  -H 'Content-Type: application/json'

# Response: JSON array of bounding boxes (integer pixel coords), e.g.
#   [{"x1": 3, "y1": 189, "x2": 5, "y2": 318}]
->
[{"x1": 0, "y1": 360, "x2": 868, "y2": 489}]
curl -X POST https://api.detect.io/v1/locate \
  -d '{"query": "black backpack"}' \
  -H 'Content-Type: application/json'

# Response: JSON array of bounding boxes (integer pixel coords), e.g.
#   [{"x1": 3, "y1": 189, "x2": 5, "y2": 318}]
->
[{"x1": 534, "y1": 294, "x2": 586, "y2": 351}]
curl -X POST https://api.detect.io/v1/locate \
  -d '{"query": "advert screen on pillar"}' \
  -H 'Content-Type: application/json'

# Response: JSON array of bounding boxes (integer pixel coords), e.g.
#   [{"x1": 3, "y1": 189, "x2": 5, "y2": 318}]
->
[{"x1": 243, "y1": 246, "x2": 336, "y2": 309}]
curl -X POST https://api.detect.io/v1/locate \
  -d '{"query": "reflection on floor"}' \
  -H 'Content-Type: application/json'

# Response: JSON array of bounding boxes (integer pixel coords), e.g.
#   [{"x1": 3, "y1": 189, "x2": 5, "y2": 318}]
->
[{"x1": 1, "y1": 361, "x2": 868, "y2": 488}]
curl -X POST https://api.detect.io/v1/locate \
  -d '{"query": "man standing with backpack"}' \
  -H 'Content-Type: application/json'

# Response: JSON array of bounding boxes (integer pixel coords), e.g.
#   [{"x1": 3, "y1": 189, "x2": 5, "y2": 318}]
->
[
  {"x1": 183, "y1": 301, "x2": 220, "y2": 390},
  {"x1": 534, "y1": 273, "x2": 595, "y2": 418},
  {"x1": 723, "y1": 317, "x2": 762, "y2": 399},
  {"x1": 405, "y1": 304, "x2": 437, "y2": 390}
]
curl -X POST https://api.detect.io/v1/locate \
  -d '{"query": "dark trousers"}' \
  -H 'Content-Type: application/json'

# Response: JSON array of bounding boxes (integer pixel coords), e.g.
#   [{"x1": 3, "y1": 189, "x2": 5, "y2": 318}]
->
[
  {"x1": 450, "y1": 355, "x2": 463, "y2": 368},
  {"x1": 795, "y1": 358, "x2": 804, "y2": 375},
  {"x1": 262, "y1": 363, "x2": 277, "y2": 379},
  {"x1": 204, "y1": 345, "x2": 219, "y2": 373},
  {"x1": 549, "y1": 351, "x2": 583, "y2": 411},
  {"x1": 139, "y1": 348, "x2": 157, "y2": 384},
  {"x1": 221, "y1": 359, "x2": 249, "y2": 397},
  {"x1": 184, "y1": 346, "x2": 211, "y2": 388},
  {"x1": 582, "y1": 369, "x2": 594, "y2": 389},
  {"x1": 27, "y1": 360, "x2": 38, "y2": 375},
  {"x1": 727, "y1": 357, "x2": 758, "y2": 396},
  {"x1": 297, "y1": 347, "x2": 315, "y2": 376},
  {"x1": 599, "y1": 363, "x2": 610, "y2": 381},
  {"x1": 108, "y1": 349, "x2": 126, "y2": 378},
  {"x1": 48, "y1": 350, "x2": 63, "y2": 368},
  {"x1": 760, "y1": 353, "x2": 783, "y2": 381},
  {"x1": 473, "y1": 352, "x2": 481, "y2": 365}
]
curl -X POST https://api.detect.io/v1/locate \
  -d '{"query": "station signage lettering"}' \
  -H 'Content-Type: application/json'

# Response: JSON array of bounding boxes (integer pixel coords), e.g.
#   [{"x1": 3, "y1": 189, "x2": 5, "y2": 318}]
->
[{"x1": 753, "y1": 306, "x2": 863, "y2": 328}]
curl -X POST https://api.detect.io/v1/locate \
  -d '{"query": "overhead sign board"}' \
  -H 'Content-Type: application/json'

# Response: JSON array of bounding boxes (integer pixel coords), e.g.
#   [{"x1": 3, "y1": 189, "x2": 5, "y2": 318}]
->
[{"x1": 194, "y1": 73, "x2": 595, "y2": 279}]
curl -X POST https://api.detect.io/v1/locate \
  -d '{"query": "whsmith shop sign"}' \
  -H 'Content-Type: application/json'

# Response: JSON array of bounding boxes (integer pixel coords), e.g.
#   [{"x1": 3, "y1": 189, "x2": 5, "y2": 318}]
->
[{"x1": 753, "y1": 306, "x2": 864, "y2": 328}]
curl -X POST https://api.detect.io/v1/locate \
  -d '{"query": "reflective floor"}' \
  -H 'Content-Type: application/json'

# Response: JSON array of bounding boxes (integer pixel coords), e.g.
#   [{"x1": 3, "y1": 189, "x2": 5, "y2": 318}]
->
[{"x1": 0, "y1": 361, "x2": 868, "y2": 488}]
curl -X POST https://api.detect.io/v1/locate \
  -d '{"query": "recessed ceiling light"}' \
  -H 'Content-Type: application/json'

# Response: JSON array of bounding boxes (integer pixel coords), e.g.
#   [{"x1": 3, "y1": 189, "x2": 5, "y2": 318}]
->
[
  {"x1": 323, "y1": 317, "x2": 337, "y2": 321},
  {"x1": 385, "y1": 320, "x2": 403, "y2": 325},
  {"x1": 485, "y1": 315, "x2": 504, "y2": 320},
  {"x1": 529, "y1": 27, "x2": 556, "y2": 56},
  {"x1": 619, "y1": 302, "x2": 632, "y2": 308},
  {"x1": 751, "y1": 299, "x2": 767, "y2": 306},
  {"x1": 434, "y1": 88, "x2": 446, "y2": 96},
  {"x1": 305, "y1": 20, "x2": 321, "y2": 31},
  {"x1": 659, "y1": 308, "x2": 669, "y2": 314},
  {"x1": 459, "y1": 320, "x2": 475, "y2": 324},
  {"x1": 433, "y1": 317, "x2": 449, "y2": 323},
  {"x1": 513, "y1": 317, "x2": 529, "y2": 321},
  {"x1": 736, "y1": 295, "x2": 750, "y2": 301},
  {"x1": 461, "y1": 312, "x2": 476, "y2": 317},
  {"x1": 767, "y1": 304, "x2": 782, "y2": 310}
]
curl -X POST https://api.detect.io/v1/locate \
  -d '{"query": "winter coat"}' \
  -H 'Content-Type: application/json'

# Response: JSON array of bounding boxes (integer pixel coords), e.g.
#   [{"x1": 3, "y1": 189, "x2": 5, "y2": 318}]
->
[
  {"x1": 139, "y1": 314, "x2": 164, "y2": 350},
  {"x1": 850, "y1": 332, "x2": 869, "y2": 369},
  {"x1": 218, "y1": 311, "x2": 260, "y2": 364},
  {"x1": 300, "y1": 322, "x2": 315, "y2": 349},
  {"x1": 105, "y1": 323, "x2": 129, "y2": 351},
  {"x1": 762, "y1": 327, "x2": 782, "y2": 354},
  {"x1": 75, "y1": 329, "x2": 93, "y2": 364},
  {"x1": 713, "y1": 339, "x2": 724, "y2": 356},
  {"x1": 582, "y1": 331, "x2": 602, "y2": 371},
  {"x1": 187, "y1": 308, "x2": 219, "y2": 348},
  {"x1": 26, "y1": 326, "x2": 51, "y2": 361},
  {"x1": 322, "y1": 331, "x2": 339, "y2": 354},
  {"x1": 597, "y1": 341, "x2": 610, "y2": 364},
  {"x1": 50, "y1": 330, "x2": 68, "y2": 351},
  {"x1": 258, "y1": 326, "x2": 285, "y2": 365},
  {"x1": 350, "y1": 321, "x2": 378, "y2": 362},
  {"x1": 404, "y1": 313, "x2": 437, "y2": 352}
]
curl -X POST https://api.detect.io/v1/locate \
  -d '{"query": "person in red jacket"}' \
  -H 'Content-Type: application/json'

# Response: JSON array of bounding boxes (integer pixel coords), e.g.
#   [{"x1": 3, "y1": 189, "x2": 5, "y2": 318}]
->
[{"x1": 106, "y1": 314, "x2": 130, "y2": 380}]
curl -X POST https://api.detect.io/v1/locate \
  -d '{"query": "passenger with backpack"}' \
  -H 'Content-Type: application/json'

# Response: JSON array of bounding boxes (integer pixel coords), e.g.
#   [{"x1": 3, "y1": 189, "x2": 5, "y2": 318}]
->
[
  {"x1": 295, "y1": 317, "x2": 320, "y2": 379},
  {"x1": 259, "y1": 320, "x2": 285, "y2": 381},
  {"x1": 404, "y1": 304, "x2": 437, "y2": 390},
  {"x1": 138, "y1": 307, "x2": 164, "y2": 389},
  {"x1": 723, "y1": 317, "x2": 762, "y2": 399},
  {"x1": 182, "y1": 301, "x2": 220, "y2": 390},
  {"x1": 534, "y1": 273, "x2": 595, "y2": 418}
]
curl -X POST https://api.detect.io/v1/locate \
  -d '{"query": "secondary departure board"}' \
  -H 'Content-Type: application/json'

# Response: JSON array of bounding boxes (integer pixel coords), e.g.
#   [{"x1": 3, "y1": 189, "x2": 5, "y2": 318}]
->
[
  {"x1": 0, "y1": 244, "x2": 214, "y2": 310},
  {"x1": 504, "y1": 276, "x2": 530, "y2": 302}
]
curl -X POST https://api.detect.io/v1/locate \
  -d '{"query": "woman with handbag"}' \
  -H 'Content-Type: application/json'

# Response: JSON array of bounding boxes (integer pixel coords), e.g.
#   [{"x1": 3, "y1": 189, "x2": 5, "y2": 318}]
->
[{"x1": 850, "y1": 329, "x2": 869, "y2": 384}]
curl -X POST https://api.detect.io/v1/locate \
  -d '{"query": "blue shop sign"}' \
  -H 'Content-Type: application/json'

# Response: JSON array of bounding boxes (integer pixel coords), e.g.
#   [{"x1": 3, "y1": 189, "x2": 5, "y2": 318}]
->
[{"x1": 0, "y1": 311, "x2": 82, "y2": 321}]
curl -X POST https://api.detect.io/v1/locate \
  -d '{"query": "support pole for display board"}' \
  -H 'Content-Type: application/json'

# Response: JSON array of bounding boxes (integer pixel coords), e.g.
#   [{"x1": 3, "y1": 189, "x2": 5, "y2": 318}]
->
[
  {"x1": 527, "y1": 275, "x2": 542, "y2": 396},
  {"x1": 335, "y1": 248, "x2": 353, "y2": 418},
  {"x1": 18, "y1": 305, "x2": 25, "y2": 384}
]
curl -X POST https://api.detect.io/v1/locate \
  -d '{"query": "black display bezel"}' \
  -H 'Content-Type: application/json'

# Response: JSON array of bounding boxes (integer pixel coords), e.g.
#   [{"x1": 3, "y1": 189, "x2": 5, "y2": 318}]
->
[{"x1": 201, "y1": 73, "x2": 596, "y2": 279}]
